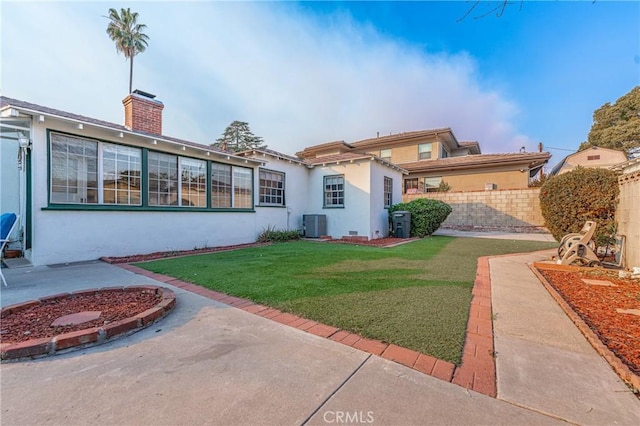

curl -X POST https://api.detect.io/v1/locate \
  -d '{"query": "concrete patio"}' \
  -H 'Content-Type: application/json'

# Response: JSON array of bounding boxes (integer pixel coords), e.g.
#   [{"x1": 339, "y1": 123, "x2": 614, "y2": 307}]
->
[{"x1": 1, "y1": 240, "x2": 638, "y2": 425}]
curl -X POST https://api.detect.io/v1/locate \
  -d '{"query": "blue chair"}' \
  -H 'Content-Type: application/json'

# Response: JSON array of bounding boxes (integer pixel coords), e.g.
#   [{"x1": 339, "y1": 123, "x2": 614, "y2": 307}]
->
[{"x1": 1, "y1": 213, "x2": 19, "y2": 286}]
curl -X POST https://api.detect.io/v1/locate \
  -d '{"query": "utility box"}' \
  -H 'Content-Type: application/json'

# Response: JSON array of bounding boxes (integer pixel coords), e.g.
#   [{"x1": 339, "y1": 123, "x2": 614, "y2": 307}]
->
[
  {"x1": 303, "y1": 214, "x2": 327, "y2": 238},
  {"x1": 393, "y1": 211, "x2": 411, "y2": 238}
]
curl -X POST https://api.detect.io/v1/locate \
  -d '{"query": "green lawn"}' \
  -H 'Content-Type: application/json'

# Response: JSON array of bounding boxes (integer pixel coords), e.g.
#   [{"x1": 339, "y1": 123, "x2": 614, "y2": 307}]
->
[{"x1": 136, "y1": 237, "x2": 556, "y2": 364}]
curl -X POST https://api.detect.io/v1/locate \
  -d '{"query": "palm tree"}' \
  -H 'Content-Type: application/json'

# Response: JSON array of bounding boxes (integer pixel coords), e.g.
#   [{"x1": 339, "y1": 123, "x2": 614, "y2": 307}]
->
[{"x1": 105, "y1": 8, "x2": 149, "y2": 94}]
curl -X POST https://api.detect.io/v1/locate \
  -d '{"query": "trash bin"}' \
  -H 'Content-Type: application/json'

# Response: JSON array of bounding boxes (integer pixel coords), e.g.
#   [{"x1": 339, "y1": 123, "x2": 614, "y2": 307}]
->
[{"x1": 393, "y1": 211, "x2": 411, "y2": 238}]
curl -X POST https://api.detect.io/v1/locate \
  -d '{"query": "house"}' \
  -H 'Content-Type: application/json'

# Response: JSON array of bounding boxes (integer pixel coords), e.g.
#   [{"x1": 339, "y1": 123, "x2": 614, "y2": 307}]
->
[
  {"x1": 239, "y1": 149, "x2": 405, "y2": 242},
  {"x1": 550, "y1": 146, "x2": 627, "y2": 176},
  {"x1": 297, "y1": 129, "x2": 551, "y2": 193},
  {"x1": 0, "y1": 93, "x2": 404, "y2": 266}
]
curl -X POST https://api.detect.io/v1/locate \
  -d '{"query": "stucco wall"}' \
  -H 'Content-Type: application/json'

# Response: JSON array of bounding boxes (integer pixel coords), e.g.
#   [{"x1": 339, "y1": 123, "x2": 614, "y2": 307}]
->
[
  {"x1": 253, "y1": 158, "x2": 310, "y2": 232},
  {"x1": 307, "y1": 161, "x2": 373, "y2": 239},
  {"x1": 376, "y1": 141, "x2": 443, "y2": 164},
  {"x1": 617, "y1": 168, "x2": 640, "y2": 268},
  {"x1": 403, "y1": 188, "x2": 545, "y2": 231},
  {"x1": 369, "y1": 162, "x2": 402, "y2": 239},
  {"x1": 408, "y1": 166, "x2": 530, "y2": 192},
  {"x1": 27, "y1": 118, "x2": 265, "y2": 265}
]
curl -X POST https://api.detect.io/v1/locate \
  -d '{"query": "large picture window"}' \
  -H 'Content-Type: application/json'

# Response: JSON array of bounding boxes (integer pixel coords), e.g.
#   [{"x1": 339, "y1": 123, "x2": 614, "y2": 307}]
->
[
  {"x1": 259, "y1": 169, "x2": 285, "y2": 206},
  {"x1": 50, "y1": 133, "x2": 141, "y2": 205},
  {"x1": 148, "y1": 153, "x2": 207, "y2": 207},
  {"x1": 51, "y1": 134, "x2": 98, "y2": 204},
  {"x1": 211, "y1": 164, "x2": 253, "y2": 208},
  {"x1": 49, "y1": 131, "x2": 253, "y2": 210},
  {"x1": 324, "y1": 175, "x2": 344, "y2": 208}
]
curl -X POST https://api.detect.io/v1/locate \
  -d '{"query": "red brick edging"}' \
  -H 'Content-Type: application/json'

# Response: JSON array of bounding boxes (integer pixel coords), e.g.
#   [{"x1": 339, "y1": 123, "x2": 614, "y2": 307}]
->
[
  {"x1": 0, "y1": 286, "x2": 176, "y2": 361},
  {"x1": 117, "y1": 260, "x2": 497, "y2": 397},
  {"x1": 530, "y1": 262, "x2": 640, "y2": 392}
]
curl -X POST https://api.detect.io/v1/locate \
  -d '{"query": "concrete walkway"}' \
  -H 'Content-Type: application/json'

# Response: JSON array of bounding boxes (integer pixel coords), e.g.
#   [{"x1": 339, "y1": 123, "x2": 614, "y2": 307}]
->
[
  {"x1": 1, "y1": 242, "x2": 639, "y2": 425},
  {"x1": 491, "y1": 252, "x2": 639, "y2": 425}
]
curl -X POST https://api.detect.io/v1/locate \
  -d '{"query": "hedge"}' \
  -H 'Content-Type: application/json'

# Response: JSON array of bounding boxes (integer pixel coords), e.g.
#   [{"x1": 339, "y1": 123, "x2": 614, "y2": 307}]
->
[
  {"x1": 388, "y1": 198, "x2": 452, "y2": 237},
  {"x1": 539, "y1": 167, "x2": 619, "y2": 246}
]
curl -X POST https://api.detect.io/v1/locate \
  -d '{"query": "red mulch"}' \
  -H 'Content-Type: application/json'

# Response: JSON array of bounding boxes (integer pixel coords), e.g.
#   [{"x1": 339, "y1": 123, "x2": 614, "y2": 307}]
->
[
  {"x1": 539, "y1": 268, "x2": 640, "y2": 375},
  {"x1": 1, "y1": 292, "x2": 161, "y2": 344}
]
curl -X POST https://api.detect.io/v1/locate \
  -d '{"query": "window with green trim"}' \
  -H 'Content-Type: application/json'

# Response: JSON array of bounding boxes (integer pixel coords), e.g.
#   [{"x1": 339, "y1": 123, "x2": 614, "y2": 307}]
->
[
  {"x1": 50, "y1": 132, "x2": 141, "y2": 205},
  {"x1": 211, "y1": 163, "x2": 253, "y2": 208},
  {"x1": 324, "y1": 175, "x2": 344, "y2": 207},
  {"x1": 49, "y1": 131, "x2": 253, "y2": 210},
  {"x1": 211, "y1": 163, "x2": 232, "y2": 207},
  {"x1": 259, "y1": 169, "x2": 285, "y2": 206}
]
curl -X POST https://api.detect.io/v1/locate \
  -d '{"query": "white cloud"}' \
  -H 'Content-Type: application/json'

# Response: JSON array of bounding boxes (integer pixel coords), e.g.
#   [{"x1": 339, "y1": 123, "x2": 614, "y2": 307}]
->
[{"x1": 1, "y1": 2, "x2": 532, "y2": 154}]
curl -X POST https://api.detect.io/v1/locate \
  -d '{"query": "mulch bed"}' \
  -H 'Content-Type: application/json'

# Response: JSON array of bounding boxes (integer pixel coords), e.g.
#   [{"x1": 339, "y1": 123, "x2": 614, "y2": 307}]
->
[
  {"x1": 538, "y1": 268, "x2": 640, "y2": 376},
  {"x1": 1, "y1": 291, "x2": 161, "y2": 344}
]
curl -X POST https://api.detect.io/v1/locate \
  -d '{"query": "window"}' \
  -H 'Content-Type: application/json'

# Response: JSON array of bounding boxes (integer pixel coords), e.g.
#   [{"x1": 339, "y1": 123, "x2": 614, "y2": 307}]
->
[
  {"x1": 440, "y1": 144, "x2": 449, "y2": 158},
  {"x1": 233, "y1": 167, "x2": 253, "y2": 208},
  {"x1": 384, "y1": 177, "x2": 393, "y2": 208},
  {"x1": 211, "y1": 163, "x2": 232, "y2": 208},
  {"x1": 423, "y1": 177, "x2": 442, "y2": 192},
  {"x1": 51, "y1": 134, "x2": 98, "y2": 204},
  {"x1": 380, "y1": 149, "x2": 391, "y2": 160},
  {"x1": 50, "y1": 133, "x2": 141, "y2": 205},
  {"x1": 180, "y1": 158, "x2": 207, "y2": 207},
  {"x1": 418, "y1": 143, "x2": 432, "y2": 160},
  {"x1": 148, "y1": 152, "x2": 178, "y2": 206},
  {"x1": 49, "y1": 132, "x2": 253, "y2": 210},
  {"x1": 403, "y1": 177, "x2": 442, "y2": 194},
  {"x1": 148, "y1": 153, "x2": 207, "y2": 207},
  {"x1": 211, "y1": 164, "x2": 254, "y2": 208},
  {"x1": 587, "y1": 155, "x2": 600, "y2": 161},
  {"x1": 404, "y1": 178, "x2": 419, "y2": 194},
  {"x1": 103, "y1": 144, "x2": 142, "y2": 205},
  {"x1": 259, "y1": 169, "x2": 285, "y2": 206},
  {"x1": 324, "y1": 175, "x2": 344, "y2": 207}
]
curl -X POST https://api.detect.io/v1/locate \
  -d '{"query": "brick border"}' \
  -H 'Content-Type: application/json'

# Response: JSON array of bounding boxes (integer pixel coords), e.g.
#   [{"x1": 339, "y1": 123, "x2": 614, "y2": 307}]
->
[
  {"x1": 0, "y1": 286, "x2": 176, "y2": 362},
  {"x1": 530, "y1": 262, "x2": 640, "y2": 392},
  {"x1": 118, "y1": 260, "x2": 497, "y2": 397}
]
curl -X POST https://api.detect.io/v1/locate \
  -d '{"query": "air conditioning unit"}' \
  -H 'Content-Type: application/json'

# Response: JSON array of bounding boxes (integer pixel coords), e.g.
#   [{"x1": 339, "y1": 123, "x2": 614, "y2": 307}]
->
[
  {"x1": 485, "y1": 183, "x2": 496, "y2": 191},
  {"x1": 303, "y1": 214, "x2": 327, "y2": 238}
]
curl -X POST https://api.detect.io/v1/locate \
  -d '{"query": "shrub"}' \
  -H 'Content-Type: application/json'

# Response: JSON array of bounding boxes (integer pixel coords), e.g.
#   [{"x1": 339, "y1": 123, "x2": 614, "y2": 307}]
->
[
  {"x1": 388, "y1": 198, "x2": 452, "y2": 237},
  {"x1": 256, "y1": 226, "x2": 301, "y2": 243},
  {"x1": 539, "y1": 167, "x2": 619, "y2": 246}
]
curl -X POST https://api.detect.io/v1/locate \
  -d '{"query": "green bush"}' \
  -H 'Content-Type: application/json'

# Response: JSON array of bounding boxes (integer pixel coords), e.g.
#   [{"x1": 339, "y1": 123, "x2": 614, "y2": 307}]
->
[
  {"x1": 388, "y1": 198, "x2": 452, "y2": 237},
  {"x1": 539, "y1": 167, "x2": 619, "y2": 246},
  {"x1": 256, "y1": 226, "x2": 301, "y2": 243}
]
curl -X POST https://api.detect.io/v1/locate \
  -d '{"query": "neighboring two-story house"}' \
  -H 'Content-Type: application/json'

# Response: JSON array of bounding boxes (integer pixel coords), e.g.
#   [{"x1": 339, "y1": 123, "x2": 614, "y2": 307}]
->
[{"x1": 297, "y1": 129, "x2": 551, "y2": 193}]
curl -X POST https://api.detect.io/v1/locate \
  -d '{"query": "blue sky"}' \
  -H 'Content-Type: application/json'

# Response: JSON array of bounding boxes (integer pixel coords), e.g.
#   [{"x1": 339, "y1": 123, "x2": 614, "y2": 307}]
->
[{"x1": 2, "y1": 1, "x2": 638, "y2": 168}]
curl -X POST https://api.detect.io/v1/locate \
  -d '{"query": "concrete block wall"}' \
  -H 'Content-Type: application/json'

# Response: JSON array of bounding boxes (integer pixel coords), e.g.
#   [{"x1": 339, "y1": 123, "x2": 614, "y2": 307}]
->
[{"x1": 403, "y1": 188, "x2": 546, "y2": 231}]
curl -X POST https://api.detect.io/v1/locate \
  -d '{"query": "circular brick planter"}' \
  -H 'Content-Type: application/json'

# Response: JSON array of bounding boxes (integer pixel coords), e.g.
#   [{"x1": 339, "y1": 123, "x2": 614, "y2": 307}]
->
[{"x1": 0, "y1": 286, "x2": 176, "y2": 362}]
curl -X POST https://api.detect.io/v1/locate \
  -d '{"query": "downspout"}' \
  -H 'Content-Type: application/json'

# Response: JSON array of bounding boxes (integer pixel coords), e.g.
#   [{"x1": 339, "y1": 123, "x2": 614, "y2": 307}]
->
[{"x1": 17, "y1": 132, "x2": 31, "y2": 255}]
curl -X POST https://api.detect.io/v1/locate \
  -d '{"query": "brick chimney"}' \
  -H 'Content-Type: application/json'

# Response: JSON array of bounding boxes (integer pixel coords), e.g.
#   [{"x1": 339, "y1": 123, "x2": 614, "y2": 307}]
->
[{"x1": 122, "y1": 90, "x2": 164, "y2": 135}]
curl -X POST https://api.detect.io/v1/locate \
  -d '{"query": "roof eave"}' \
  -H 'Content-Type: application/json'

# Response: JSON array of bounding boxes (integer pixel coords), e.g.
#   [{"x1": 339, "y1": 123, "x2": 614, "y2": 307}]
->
[{"x1": 6, "y1": 103, "x2": 262, "y2": 165}]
